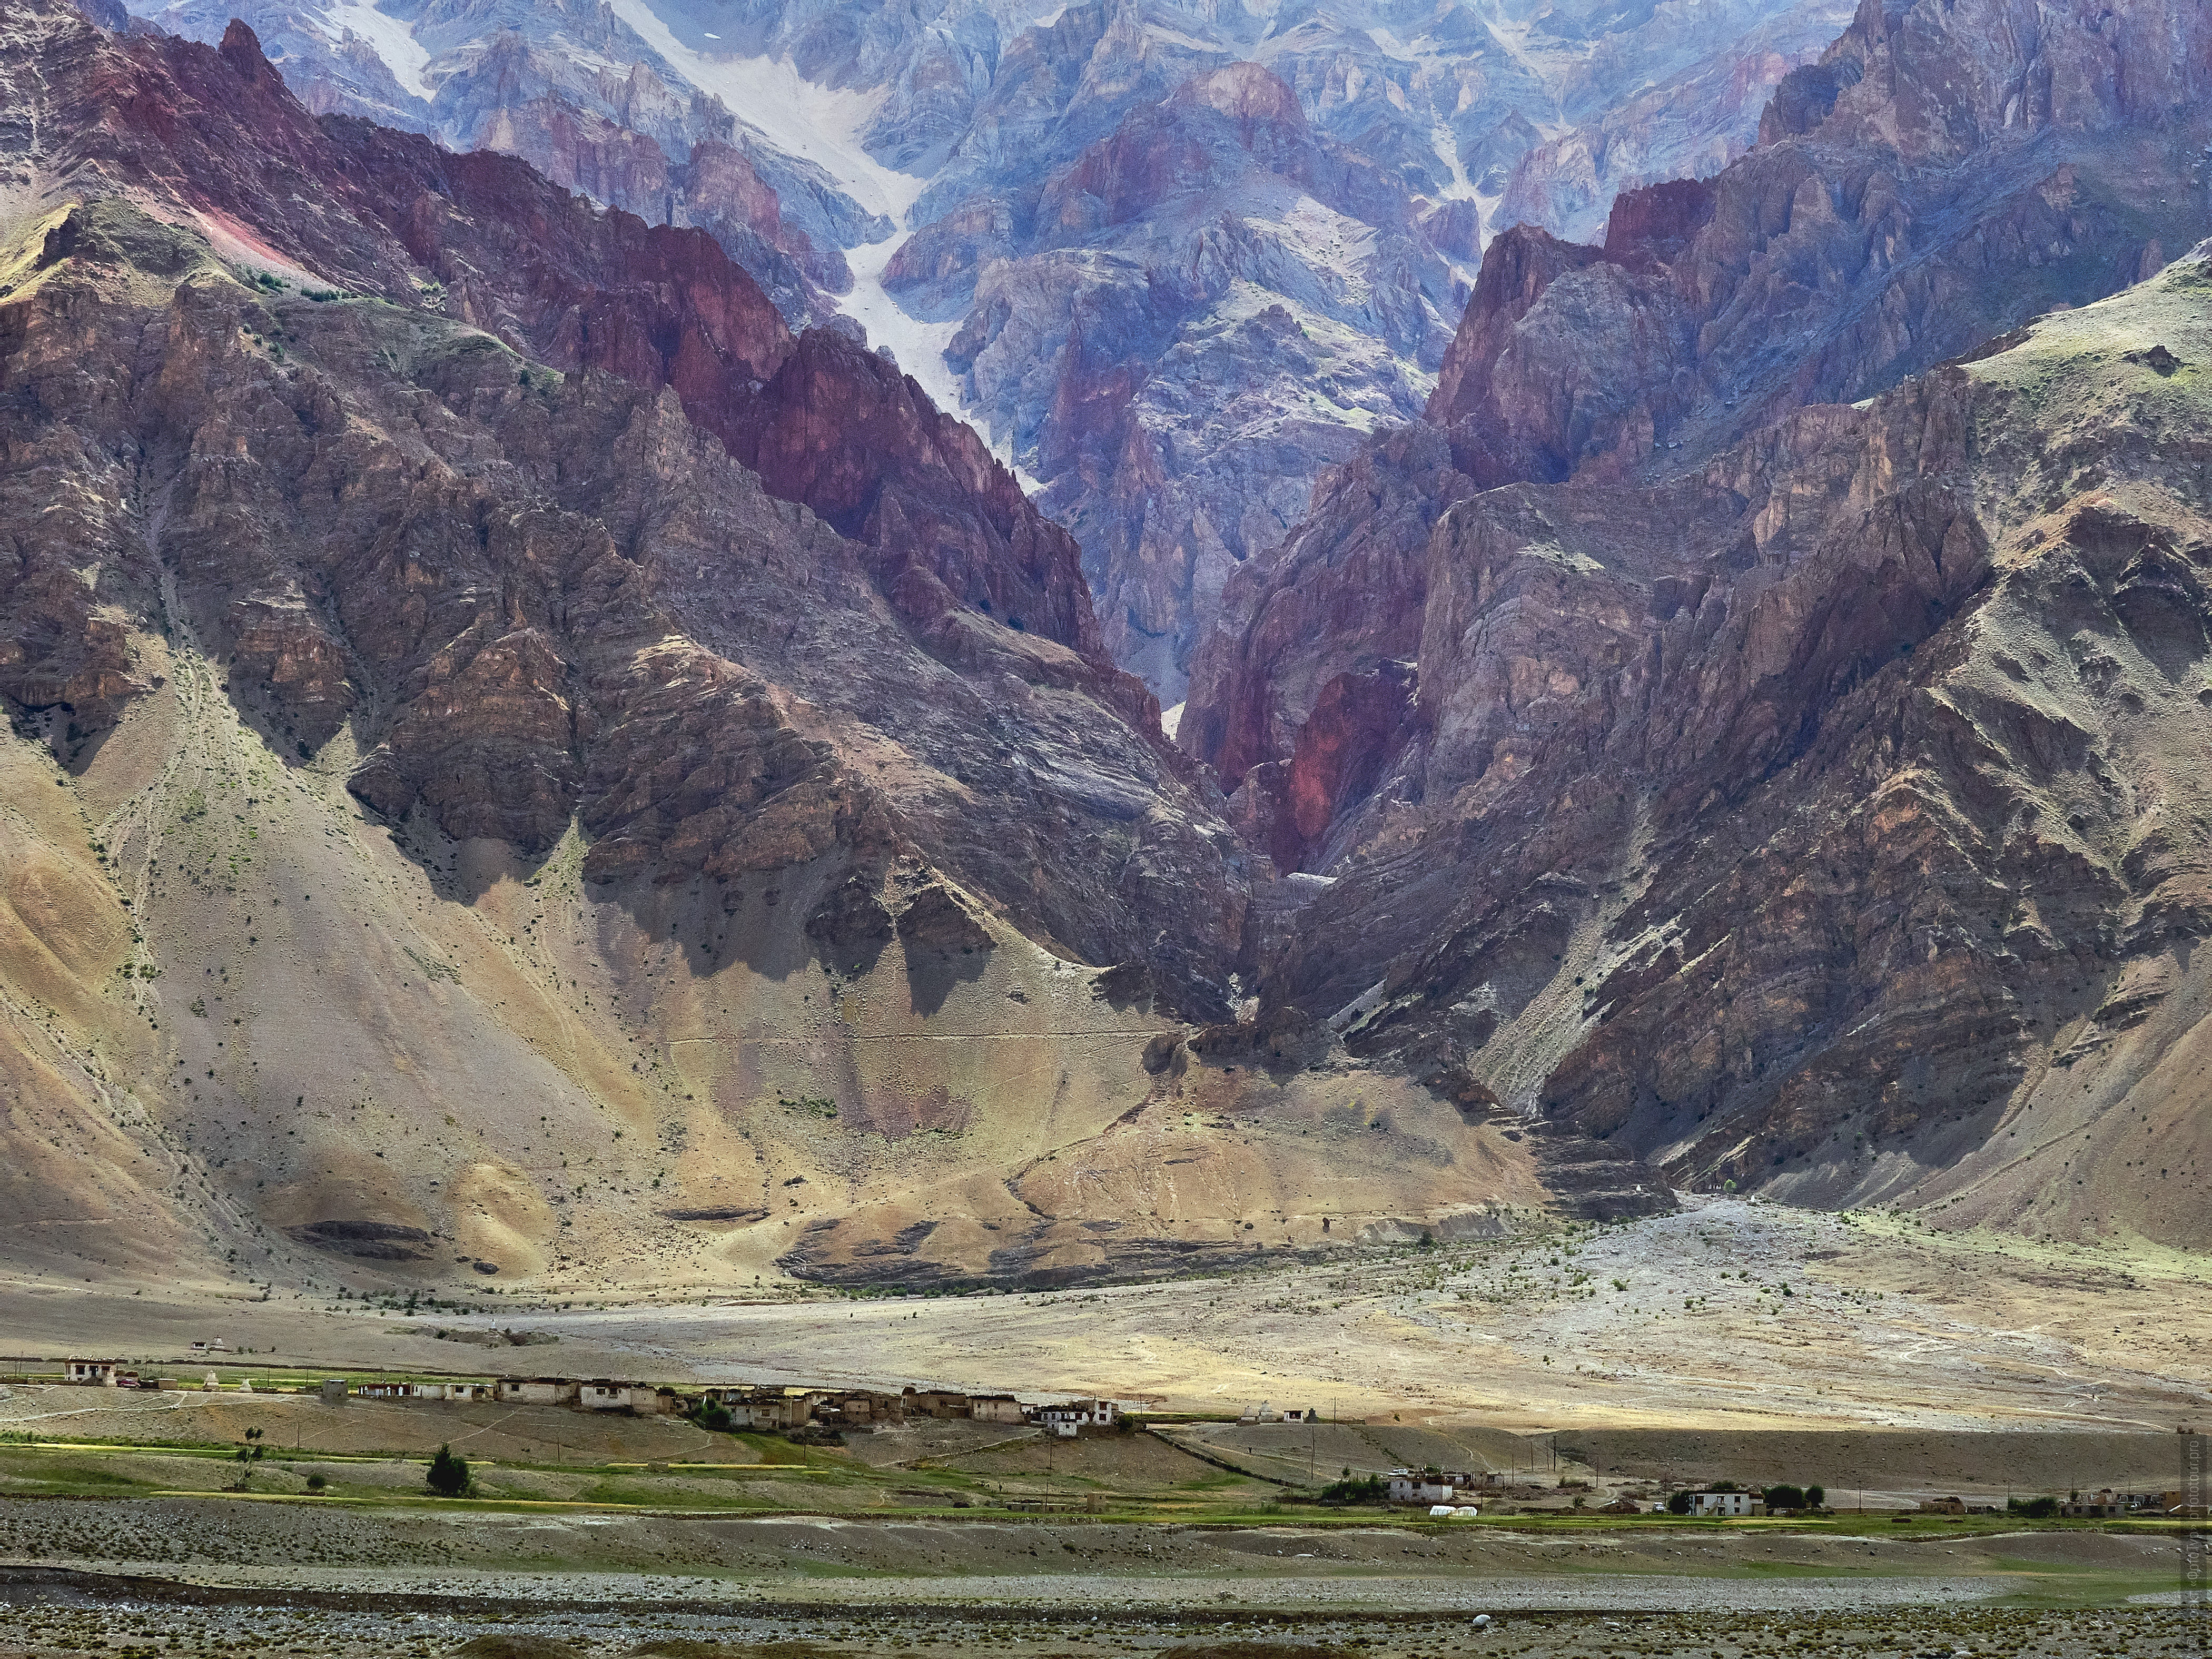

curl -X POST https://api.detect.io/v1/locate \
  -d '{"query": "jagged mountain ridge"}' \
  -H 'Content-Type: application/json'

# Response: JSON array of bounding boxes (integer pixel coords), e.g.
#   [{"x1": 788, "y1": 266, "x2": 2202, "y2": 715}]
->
[
  {"x1": 1, "y1": 0, "x2": 1552, "y2": 1299},
  {"x1": 9, "y1": 0, "x2": 2212, "y2": 1308},
  {"x1": 1178, "y1": 0, "x2": 2212, "y2": 1244},
  {"x1": 116, "y1": 0, "x2": 1851, "y2": 702}
]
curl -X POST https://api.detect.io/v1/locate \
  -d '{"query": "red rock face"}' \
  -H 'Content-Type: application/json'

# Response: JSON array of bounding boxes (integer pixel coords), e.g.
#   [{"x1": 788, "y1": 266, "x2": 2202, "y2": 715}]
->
[
  {"x1": 1234, "y1": 305, "x2": 2212, "y2": 1216},
  {"x1": 1422, "y1": 0, "x2": 2212, "y2": 495},
  {"x1": 1181, "y1": 422, "x2": 1463, "y2": 794},
  {"x1": 1175, "y1": 0, "x2": 2212, "y2": 1228},
  {"x1": 0, "y1": 1, "x2": 1239, "y2": 1015},
  {"x1": 1423, "y1": 225, "x2": 1610, "y2": 486}
]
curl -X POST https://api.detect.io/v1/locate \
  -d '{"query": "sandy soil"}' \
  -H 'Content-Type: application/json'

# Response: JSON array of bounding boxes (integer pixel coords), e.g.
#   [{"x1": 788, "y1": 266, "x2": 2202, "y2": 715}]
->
[{"x1": 14, "y1": 1197, "x2": 2197, "y2": 1436}]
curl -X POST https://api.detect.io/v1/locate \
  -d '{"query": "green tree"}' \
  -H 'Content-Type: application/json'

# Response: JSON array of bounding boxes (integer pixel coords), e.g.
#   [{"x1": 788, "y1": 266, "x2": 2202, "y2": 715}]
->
[
  {"x1": 426, "y1": 1444, "x2": 470, "y2": 1498},
  {"x1": 1806, "y1": 1484, "x2": 1826, "y2": 1509},
  {"x1": 232, "y1": 1426, "x2": 263, "y2": 1485},
  {"x1": 1666, "y1": 1489, "x2": 1694, "y2": 1515},
  {"x1": 1764, "y1": 1483, "x2": 1808, "y2": 1510},
  {"x1": 1318, "y1": 1474, "x2": 1386, "y2": 1505}
]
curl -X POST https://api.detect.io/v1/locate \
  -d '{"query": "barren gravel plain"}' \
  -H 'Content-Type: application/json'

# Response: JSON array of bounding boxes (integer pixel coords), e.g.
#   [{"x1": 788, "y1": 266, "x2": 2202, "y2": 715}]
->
[
  {"x1": 4, "y1": 1196, "x2": 2209, "y2": 1656},
  {"x1": 9, "y1": 1198, "x2": 2201, "y2": 1430}
]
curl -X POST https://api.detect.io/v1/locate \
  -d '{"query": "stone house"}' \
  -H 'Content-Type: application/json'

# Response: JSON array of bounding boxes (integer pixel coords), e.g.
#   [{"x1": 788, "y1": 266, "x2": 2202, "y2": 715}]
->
[
  {"x1": 970, "y1": 1394, "x2": 1025, "y2": 1424},
  {"x1": 901, "y1": 1387, "x2": 972, "y2": 1418},
  {"x1": 828, "y1": 1391, "x2": 905, "y2": 1427},
  {"x1": 497, "y1": 1376, "x2": 578, "y2": 1405}
]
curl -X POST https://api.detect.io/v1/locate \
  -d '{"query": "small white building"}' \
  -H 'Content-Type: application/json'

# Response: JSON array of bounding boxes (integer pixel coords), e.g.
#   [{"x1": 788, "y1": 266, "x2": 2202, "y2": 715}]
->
[
  {"x1": 1389, "y1": 1470, "x2": 1473, "y2": 1505},
  {"x1": 416, "y1": 1381, "x2": 491, "y2": 1402},
  {"x1": 579, "y1": 1381, "x2": 671, "y2": 1413},
  {"x1": 1689, "y1": 1491, "x2": 1755, "y2": 1517},
  {"x1": 1039, "y1": 1398, "x2": 1119, "y2": 1437},
  {"x1": 65, "y1": 1359, "x2": 120, "y2": 1386}
]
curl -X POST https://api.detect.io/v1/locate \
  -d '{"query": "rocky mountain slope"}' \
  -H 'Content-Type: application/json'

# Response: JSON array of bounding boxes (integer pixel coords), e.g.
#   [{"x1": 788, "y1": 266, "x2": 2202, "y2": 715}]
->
[
  {"x1": 9, "y1": 0, "x2": 2212, "y2": 1313},
  {"x1": 0, "y1": 0, "x2": 1565, "y2": 1299},
  {"x1": 1180, "y1": 0, "x2": 2212, "y2": 1247},
  {"x1": 115, "y1": 0, "x2": 1850, "y2": 703}
]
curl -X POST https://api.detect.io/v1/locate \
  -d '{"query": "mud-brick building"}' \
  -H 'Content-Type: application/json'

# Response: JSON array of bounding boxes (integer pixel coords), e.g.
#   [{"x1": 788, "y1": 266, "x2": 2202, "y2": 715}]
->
[
  {"x1": 901, "y1": 1387, "x2": 972, "y2": 1418},
  {"x1": 971, "y1": 1394, "x2": 1025, "y2": 1424},
  {"x1": 497, "y1": 1376, "x2": 578, "y2": 1404},
  {"x1": 579, "y1": 1381, "x2": 678, "y2": 1414}
]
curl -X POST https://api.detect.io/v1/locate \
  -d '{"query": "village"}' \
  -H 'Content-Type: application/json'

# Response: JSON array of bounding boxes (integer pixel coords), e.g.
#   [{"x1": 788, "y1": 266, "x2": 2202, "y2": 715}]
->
[
  {"x1": 38, "y1": 1358, "x2": 2210, "y2": 1520},
  {"x1": 58, "y1": 1357, "x2": 1122, "y2": 1439}
]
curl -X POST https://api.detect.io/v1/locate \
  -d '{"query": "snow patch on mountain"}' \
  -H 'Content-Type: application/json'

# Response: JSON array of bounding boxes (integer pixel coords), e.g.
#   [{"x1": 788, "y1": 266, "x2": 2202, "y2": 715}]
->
[
  {"x1": 321, "y1": 0, "x2": 431, "y2": 100},
  {"x1": 841, "y1": 235, "x2": 970, "y2": 416},
  {"x1": 608, "y1": 0, "x2": 929, "y2": 223}
]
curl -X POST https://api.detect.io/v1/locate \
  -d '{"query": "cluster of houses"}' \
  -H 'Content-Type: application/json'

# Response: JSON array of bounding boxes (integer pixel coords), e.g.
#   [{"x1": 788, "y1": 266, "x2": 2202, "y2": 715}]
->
[
  {"x1": 58, "y1": 1359, "x2": 1121, "y2": 1437},
  {"x1": 693, "y1": 1384, "x2": 1119, "y2": 1437}
]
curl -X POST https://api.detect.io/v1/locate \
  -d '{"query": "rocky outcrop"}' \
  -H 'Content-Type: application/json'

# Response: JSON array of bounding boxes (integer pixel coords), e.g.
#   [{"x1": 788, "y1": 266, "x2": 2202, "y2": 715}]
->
[
  {"x1": 1190, "y1": 223, "x2": 2212, "y2": 1229},
  {"x1": 1426, "y1": 0, "x2": 2212, "y2": 488},
  {"x1": 1173, "y1": 0, "x2": 2212, "y2": 1240},
  {"x1": 0, "y1": 3, "x2": 1245, "y2": 1015},
  {"x1": 1496, "y1": 0, "x2": 1854, "y2": 244},
  {"x1": 122, "y1": 0, "x2": 1891, "y2": 702}
]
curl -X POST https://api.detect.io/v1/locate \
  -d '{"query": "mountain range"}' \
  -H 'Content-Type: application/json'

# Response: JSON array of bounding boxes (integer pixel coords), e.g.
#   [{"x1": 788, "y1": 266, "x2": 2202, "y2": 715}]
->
[
  {"x1": 111, "y1": 0, "x2": 1862, "y2": 704},
  {"x1": 1, "y1": 0, "x2": 2209, "y2": 1301}
]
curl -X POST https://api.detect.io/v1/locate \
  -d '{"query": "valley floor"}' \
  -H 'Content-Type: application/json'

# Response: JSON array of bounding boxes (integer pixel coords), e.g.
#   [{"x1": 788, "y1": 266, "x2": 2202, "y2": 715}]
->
[
  {"x1": 0, "y1": 1537, "x2": 2207, "y2": 1658},
  {"x1": 6, "y1": 1199, "x2": 2206, "y2": 1432}
]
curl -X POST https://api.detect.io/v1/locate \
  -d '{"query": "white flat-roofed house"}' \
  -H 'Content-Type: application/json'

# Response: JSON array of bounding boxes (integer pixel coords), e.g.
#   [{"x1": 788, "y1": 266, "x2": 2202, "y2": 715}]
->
[
  {"x1": 1040, "y1": 1398, "x2": 1120, "y2": 1437},
  {"x1": 1388, "y1": 1470, "x2": 1473, "y2": 1505},
  {"x1": 64, "y1": 1359, "x2": 120, "y2": 1386},
  {"x1": 1689, "y1": 1491, "x2": 1754, "y2": 1517},
  {"x1": 579, "y1": 1381, "x2": 673, "y2": 1413}
]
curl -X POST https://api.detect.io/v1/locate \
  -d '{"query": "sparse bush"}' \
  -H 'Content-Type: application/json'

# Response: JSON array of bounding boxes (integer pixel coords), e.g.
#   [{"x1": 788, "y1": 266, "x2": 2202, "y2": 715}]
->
[
  {"x1": 1317, "y1": 1474, "x2": 1385, "y2": 1505},
  {"x1": 426, "y1": 1443, "x2": 470, "y2": 1498}
]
